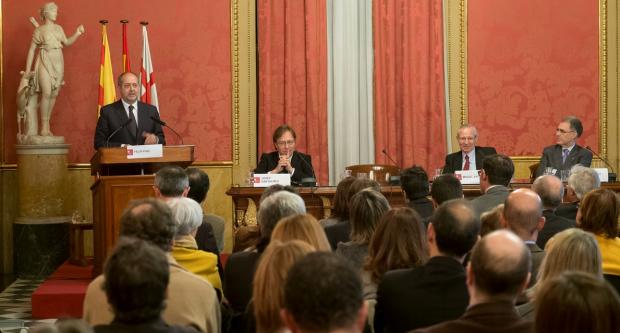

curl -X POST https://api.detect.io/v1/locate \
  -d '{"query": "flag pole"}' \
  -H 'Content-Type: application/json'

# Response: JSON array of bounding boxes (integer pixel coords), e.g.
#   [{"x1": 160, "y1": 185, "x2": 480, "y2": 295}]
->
[{"x1": 120, "y1": 19, "x2": 131, "y2": 72}]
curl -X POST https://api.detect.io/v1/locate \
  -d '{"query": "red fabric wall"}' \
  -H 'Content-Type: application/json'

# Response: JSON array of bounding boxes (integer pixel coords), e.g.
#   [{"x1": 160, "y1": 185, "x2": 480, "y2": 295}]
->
[
  {"x1": 468, "y1": 0, "x2": 599, "y2": 155},
  {"x1": 3, "y1": 0, "x2": 231, "y2": 163}
]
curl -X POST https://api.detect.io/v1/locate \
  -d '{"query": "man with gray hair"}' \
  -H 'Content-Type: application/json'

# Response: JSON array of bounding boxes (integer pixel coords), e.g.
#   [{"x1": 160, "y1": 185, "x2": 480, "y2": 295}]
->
[
  {"x1": 535, "y1": 116, "x2": 593, "y2": 177},
  {"x1": 556, "y1": 165, "x2": 601, "y2": 220},
  {"x1": 443, "y1": 124, "x2": 497, "y2": 174},
  {"x1": 224, "y1": 190, "x2": 306, "y2": 313},
  {"x1": 532, "y1": 175, "x2": 576, "y2": 249}
]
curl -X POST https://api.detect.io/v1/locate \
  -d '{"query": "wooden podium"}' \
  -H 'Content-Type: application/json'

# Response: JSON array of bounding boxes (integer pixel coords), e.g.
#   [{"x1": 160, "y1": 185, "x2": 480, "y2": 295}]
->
[{"x1": 90, "y1": 145, "x2": 194, "y2": 275}]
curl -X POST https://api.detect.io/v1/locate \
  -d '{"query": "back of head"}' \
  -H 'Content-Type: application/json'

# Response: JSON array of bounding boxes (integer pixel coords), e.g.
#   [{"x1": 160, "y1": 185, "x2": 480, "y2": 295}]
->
[
  {"x1": 400, "y1": 166, "x2": 430, "y2": 200},
  {"x1": 532, "y1": 175, "x2": 564, "y2": 209},
  {"x1": 31, "y1": 320, "x2": 93, "y2": 333},
  {"x1": 431, "y1": 199, "x2": 480, "y2": 257},
  {"x1": 578, "y1": 188, "x2": 620, "y2": 239},
  {"x1": 502, "y1": 189, "x2": 543, "y2": 237},
  {"x1": 349, "y1": 189, "x2": 390, "y2": 244},
  {"x1": 104, "y1": 237, "x2": 169, "y2": 324},
  {"x1": 331, "y1": 177, "x2": 356, "y2": 220},
  {"x1": 259, "y1": 184, "x2": 298, "y2": 204},
  {"x1": 535, "y1": 271, "x2": 620, "y2": 333},
  {"x1": 568, "y1": 165, "x2": 601, "y2": 200},
  {"x1": 154, "y1": 166, "x2": 189, "y2": 197},
  {"x1": 185, "y1": 167, "x2": 210, "y2": 203},
  {"x1": 347, "y1": 178, "x2": 381, "y2": 207},
  {"x1": 119, "y1": 198, "x2": 176, "y2": 251},
  {"x1": 166, "y1": 197, "x2": 203, "y2": 237},
  {"x1": 470, "y1": 230, "x2": 531, "y2": 299},
  {"x1": 482, "y1": 154, "x2": 514, "y2": 186},
  {"x1": 254, "y1": 240, "x2": 316, "y2": 333},
  {"x1": 430, "y1": 174, "x2": 463, "y2": 205},
  {"x1": 258, "y1": 190, "x2": 306, "y2": 240},
  {"x1": 271, "y1": 214, "x2": 331, "y2": 251},
  {"x1": 283, "y1": 252, "x2": 364, "y2": 332},
  {"x1": 480, "y1": 204, "x2": 503, "y2": 237}
]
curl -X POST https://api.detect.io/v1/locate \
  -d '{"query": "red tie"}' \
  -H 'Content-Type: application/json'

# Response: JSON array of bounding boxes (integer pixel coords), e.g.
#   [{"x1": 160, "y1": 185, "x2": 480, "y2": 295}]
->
[{"x1": 463, "y1": 155, "x2": 470, "y2": 170}]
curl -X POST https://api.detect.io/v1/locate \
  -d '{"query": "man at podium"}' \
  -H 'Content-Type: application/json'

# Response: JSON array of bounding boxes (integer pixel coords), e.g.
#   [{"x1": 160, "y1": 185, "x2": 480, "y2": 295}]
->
[
  {"x1": 94, "y1": 72, "x2": 166, "y2": 149},
  {"x1": 254, "y1": 125, "x2": 314, "y2": 185}
]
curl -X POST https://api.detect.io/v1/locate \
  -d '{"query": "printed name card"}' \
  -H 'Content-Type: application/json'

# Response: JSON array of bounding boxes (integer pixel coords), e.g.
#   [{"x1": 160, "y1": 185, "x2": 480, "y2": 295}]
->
[
  {"x1": 252, "y1": 173, "x2": 291, "y2": 187},
  {"x1": 126, "y1": 144, "x2": 163, "y2": 159},
  {"x1": 454, "y1": 170, "x2": 480, "y2": 185},
  {"x1": 594, "y1": 168, "x2": 609, "y2": 182}
]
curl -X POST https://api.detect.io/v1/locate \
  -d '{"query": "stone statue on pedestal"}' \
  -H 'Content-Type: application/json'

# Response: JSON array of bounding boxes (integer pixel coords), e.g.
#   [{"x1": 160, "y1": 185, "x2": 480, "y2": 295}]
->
[{"x1": 17, "y1": 2, "x2": 84, "y2": 145}]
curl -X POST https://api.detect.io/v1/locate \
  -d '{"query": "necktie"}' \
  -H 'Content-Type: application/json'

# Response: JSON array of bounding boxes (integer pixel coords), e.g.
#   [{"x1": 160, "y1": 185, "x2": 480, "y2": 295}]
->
[
  {"x1": 562, "y1": 149, "x2": 569, "y2": 164},
  {"x1": 463, "y1": 155, "x2": 470, "y2": 170},
  {"x1": 128, "y1": 105, "x2": 138, "y2": 142}
]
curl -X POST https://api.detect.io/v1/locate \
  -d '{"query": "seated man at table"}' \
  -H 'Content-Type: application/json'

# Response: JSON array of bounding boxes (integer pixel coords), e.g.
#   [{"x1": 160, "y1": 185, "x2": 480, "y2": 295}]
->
[
  {"x1": 443, "y1": 124, "x2": 497, "y2": 174},
  {"x1": 535, "y1": 116, "x2": 592, "y2": 177}
]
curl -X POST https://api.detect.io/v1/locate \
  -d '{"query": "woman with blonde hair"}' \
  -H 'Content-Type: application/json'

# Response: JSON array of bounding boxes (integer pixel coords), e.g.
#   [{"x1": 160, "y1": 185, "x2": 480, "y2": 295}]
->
[
  {"x1": 271, "y1": 213, "x2": 331, "y2": 251},
  {"x1": 252, "y1": 240, "x2": 316, "y2": 333}
]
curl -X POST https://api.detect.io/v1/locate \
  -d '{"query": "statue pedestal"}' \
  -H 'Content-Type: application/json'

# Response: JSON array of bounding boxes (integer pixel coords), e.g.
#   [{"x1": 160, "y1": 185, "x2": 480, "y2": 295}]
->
[{"x1": 14, "y1": 144, "x2": 71, "y2": 278}]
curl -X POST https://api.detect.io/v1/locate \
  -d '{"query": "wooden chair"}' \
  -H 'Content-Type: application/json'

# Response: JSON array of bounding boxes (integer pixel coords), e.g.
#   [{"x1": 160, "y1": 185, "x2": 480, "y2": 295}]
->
[
  {"x1": 345, "y1": 164, "x2": 400, "y2": 185},
  {"x1": 529, "y1": 163, "x2": 540, "y2": 182}
]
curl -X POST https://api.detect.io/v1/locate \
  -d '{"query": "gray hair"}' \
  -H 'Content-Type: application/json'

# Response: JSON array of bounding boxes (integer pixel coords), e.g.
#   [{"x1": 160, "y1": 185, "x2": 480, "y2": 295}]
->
[
  {"x1": 457, "y1": 124, "x2": 478, "y2": 139},
  {"x1": 166, "y1": 197, "x2": 203, "y2": 237},
  {"x1": 154, "y1": 166, "x2": 189, "y2": 197},
  {"x1": 568, "y1": 165, "x2": 601, "y2": 200},
  {"x1": 532, "y1": 175, "x2": 564, "y2": 209},
  {"x1": 258, "y1": 191, "x2": 306, "y2": 238}
]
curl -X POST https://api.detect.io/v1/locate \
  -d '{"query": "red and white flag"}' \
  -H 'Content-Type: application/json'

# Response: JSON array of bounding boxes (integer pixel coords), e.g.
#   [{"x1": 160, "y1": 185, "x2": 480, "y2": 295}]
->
[{"x1": 139, "y1": 24, "x2": 159, "y2": 112}]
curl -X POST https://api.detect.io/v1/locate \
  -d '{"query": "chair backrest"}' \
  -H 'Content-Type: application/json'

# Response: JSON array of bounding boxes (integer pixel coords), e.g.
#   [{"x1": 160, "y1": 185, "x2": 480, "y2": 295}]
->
[
  {"x1": 604, "y1": 274, "x2": 620, "y2": 295},
  {"x1": 345, "y1": 164, "x2": 400, "y2": 185},
  {"x1": 529, "y1": 163, "x2": 540, "y2": 182}
]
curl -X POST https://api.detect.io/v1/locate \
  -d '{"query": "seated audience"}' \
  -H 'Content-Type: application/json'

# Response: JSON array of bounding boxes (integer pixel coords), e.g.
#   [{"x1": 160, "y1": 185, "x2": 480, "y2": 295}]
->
[
  {"x1": 577, "y1": 188, "x2": 620, "y2": 276},
  {"x1": 320, "y1": 176, "x2": 356, "y2": 227},
  {"x1": 281, "y1": 252, "x2": 368, "y2": 333},
  {"x1": 336, "y1": 189, "x2": 390, "y2": 270},
  {"x1": 480, "y1": 204, "x2": 503, "y2": 237},
  {"x1": 470, "y1": 154, "x2": 514, "y2": 217},
  {"x1": 556, "y1": 165, "x2": 600, "y2": 220},
  {"x1": 167, "y1": 197, "x2": 221, "y2": 293},
  {"x1": 442, "y1": 124, "x2": 497, "y2": 174},
  {"x1": 516, "y1": 228, "x2": 602, "y2": 319},
  {"x1": 424, "y1": 173, "x2": 464, "y2": 227},
  {"x1": 252, "y1": 240, "x2": 316, "y2": 333},
  {"x1": 531, "y1": 175, "x2": 575, "y2": 249},
  {"x1": 271, "y1": 213, "x2": 331, "y2": 251},
  {"x1": 412, "y1": 230, "x2": 532, "y2": 333},
  {"x1": 31, "y1": 319, "x2": 93, "y2": 333},
  {"x1": 374, "y1": 199, "x2": 480, "y2": 333},
  {"x1": 534, "y1": 271, "x2": 620, "y2": 333},
  {"x1": 400, "y1": 166, "x2": 434, "y2": 219},
  {"x1": 186, "y1": 167, "x2": 226, "y2": 252},
  {"x1": 83, "y1": 198, "x2": 220, "y2": 333},
  {"x1": 93, "y1": 238, "x2": 201, "y2": 333}
]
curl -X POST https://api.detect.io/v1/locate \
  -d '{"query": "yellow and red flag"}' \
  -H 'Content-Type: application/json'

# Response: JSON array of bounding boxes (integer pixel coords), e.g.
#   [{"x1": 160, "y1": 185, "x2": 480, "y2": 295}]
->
[
  {"x1": 121, "y1": 20, "x2": 131, "y2": 72},
  {"x1": 98, "y1": 22, "x2": 116, "y2": 116}
]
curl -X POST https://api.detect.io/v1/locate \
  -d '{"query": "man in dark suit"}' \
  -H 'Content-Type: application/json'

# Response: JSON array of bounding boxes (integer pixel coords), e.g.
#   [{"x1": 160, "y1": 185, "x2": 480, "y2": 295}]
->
[
  {"x1": 412, "y1": 230, "x2": 533, "y2": 333},
  {"x1": 555, "y1": 165, "x2": 600, "y2": 220},
  {"x1": 374, "y1": 199, "x2": 480, "y2": 333},
  {"x1": 535, "y1": 116, "x2": 592, "y2": 177},
  {"x1": 443, "y1": 125, "x2": 497, "y2": 174},
  {"x1": 254, "y1": 124, "x2": 314, "y2": 185},
  {"x1": 94, "y1": 72, "x2": 165, "y2": 149},
  {"x1": 470, "y1": 154, "x2": 514, "y2": 217},
  {"x1": 400, "y1": 166, "x2": 434, "y2": 219},
  {"x1": 532, "y1": 175, "x2": 576, "y2": 249}
]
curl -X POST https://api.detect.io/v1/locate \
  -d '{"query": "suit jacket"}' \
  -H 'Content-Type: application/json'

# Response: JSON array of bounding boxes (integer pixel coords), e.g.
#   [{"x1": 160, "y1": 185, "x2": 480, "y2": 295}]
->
[
  {"x1": 324, "y1": 220, "x2": 351, "y2": 250},
  {"x1": 94, "y1": 318, "x2": 201, "y2": 333},
  {"x1": 555, "y1": 202, "x2": 578, "y2": 221},
  {"x1": 407, "y1": 197, "x2": 434, "y2": 220},
  {"x1": 535, "y1": 144, "x2": 593, "y2": 177},
  {"x1": 470, "y1": 185, "x2": 511, "y2": 217},
  {"x1": 443, "y1": 146, "x2": 497, "y2": 174},
  {"x1": 536, "y1": 209, "x2": 576, "y2": 250},
  {"x1": 526, "y1": 242, "x2": 545, "y2": 287},
  {"x1": 254, "y1": 151, "x2": 315, "y2": 184},
  {"x1": 94, "y1": 100, "x2": 166, "y2": 149},
  {"x1": 223, "y1": 249, "x2": 262, "y2": 313},
  {"x1": 374, "y1": 256, "x2": 469, "y2": 333},
  {"x1": 411, "y1": 301, "x2": 533, "y2": 333}
]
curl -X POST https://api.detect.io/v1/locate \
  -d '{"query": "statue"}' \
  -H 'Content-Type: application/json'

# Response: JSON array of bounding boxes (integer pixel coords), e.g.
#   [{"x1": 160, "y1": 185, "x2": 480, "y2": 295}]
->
[{"x1": 17, "y1": 2, "x2": 84, "y2": 145}]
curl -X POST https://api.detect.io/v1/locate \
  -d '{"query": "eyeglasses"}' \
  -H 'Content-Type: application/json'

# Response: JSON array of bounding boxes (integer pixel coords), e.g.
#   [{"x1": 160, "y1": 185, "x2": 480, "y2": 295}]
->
[
  {"x1": 276, "y1": 140, "x2": 295, "y2": 147},
  {"x1": 556, "y1": 128, "x2": 575, "y2": 134}
]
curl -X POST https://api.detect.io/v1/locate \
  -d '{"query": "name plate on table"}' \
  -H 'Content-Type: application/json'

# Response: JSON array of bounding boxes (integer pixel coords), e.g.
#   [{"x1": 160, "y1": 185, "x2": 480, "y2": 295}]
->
[
  {"x1": 126, "y1": 144, "x2": 163, "y2": 159},
  {"x1": 253, "y1": 173, "x2": 291, "y2": 187},
  {"x1": 594, "y1": 168, "x2": 609, "y2": 182},
  {"x1": 455, "y1": 170, "x2": 480, "y2": 185}
]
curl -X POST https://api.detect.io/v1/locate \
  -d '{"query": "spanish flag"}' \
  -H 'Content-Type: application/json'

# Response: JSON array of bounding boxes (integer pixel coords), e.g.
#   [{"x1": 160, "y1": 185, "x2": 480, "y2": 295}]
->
[
  {"x1": 98, "y1": 23, "x2": 116, "y2": 116},
  {"x1": 121, "y1": 20, "x2": 131, "y2": 72}
]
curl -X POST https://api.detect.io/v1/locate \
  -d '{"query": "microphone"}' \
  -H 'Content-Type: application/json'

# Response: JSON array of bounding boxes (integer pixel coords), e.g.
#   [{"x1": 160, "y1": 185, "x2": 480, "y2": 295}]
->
[
  {"x1": 105, "y1": 118, "x2": 132, "y2": 147},
  {"x1": 295, "y1": 152, "x2": 317, "y2": 187},
  {"x1": 382, "y1": 148, "x2": 401, "y2": 185},
  {"x1": 150, "y1": 116, "x2": 183, "y2": 145},
  {"x1": 585, "y1": 146, "x2": 616, "y2": 182}
]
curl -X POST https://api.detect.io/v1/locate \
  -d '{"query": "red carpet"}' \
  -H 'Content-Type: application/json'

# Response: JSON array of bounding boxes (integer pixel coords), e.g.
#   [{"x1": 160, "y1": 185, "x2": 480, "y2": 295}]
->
[{"x1": 31, "y1": 261, "x2": 93, "y2": 319}]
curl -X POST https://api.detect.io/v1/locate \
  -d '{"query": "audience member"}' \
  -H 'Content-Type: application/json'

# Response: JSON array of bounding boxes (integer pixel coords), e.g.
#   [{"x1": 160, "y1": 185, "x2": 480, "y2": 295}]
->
[
  {"x1": 281, "y1": 252, "x2": 367, "y2": 333},
  {"x1": 336, "y1": 189, "x2": 390, "y2": 270},
  {"x1": 480, "y1": 204, "x2": 503, "y2": 237},
  {"x1": 83, "y1": 198, "x2": 220, "y2": 333},
  {"x1": 516, "y1": 228, "x2": 602, "y2": 319},
  {"x1": 374, "y1": 199, "x2": 480, "y2": 333},
  {"x1": 400, "y1": 166, "x2": 434, "y2": 219},
  {"x1": 534, "y1": 271, "x2": 620, "y2": 333},
  {"x1": 556, "y1": 165, "x2": 600, "y2": 220},
  {"x1": 93, "y1": 238, "x2": 201, "y2": 333},
  {"x1": 577, "y1": 188, "x2": 620, "y2": 276},
  {"x1": 271, "y1": 213, "x2": 331, "y2": 251},
  {"x1": 430, "y1": 173, "x2": 464, "y2": 207},
  {"x1": 413, "y1": 230, "x2": 532, "y2": 333},
  {"x1": 186, "y1": 167, "x2": 226, "y2": 252},
  {"x1": 531, "y1": 175, "x2": 575, "y2": 249},
  {"x1": 501, "y1": 188, "x2": 545, "y2": 289},
  {"x1": 470, "y1": 154, "x2": 514, "y2": 217},
  {"x1": 320, "y1": 177, "x2": 356, "y2": 227},
  {"x1": 252, "y1": 240, "x2": 316, "y2": 333},
  {"x1": 167, "y1": 197, "x2": 221, "y2": 293},
  {"x1": 31, "y1": 319, "x2": 93, "y2": 333}
]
